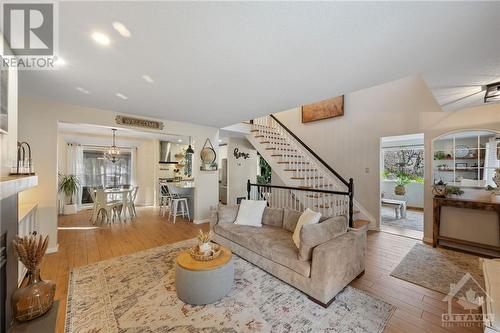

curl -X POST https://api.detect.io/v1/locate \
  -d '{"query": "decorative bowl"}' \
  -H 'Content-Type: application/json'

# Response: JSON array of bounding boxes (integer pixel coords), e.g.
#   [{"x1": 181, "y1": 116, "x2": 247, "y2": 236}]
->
[{"x1": 189, "y1": 243, "x2": 222, "y2": 261}]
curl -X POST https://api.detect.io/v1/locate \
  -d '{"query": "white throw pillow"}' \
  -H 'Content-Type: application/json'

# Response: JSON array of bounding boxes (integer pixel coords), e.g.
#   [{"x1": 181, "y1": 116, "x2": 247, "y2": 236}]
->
[
  {"x1": 292, "y1": 208, "x2": 322, "y2": 248},
  {"x1": 234, "y1": 200, "x2": 267, "y2": 227}
]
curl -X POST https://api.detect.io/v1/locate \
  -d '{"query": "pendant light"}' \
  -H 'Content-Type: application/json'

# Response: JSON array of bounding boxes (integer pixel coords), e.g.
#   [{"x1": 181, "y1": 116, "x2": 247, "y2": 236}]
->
[
  {"x1": 186, "y1": 136, "x2": 194, "y2": 154},
  {"x1": 105, "y1": 129, "x2": 121, "y2": 163}
]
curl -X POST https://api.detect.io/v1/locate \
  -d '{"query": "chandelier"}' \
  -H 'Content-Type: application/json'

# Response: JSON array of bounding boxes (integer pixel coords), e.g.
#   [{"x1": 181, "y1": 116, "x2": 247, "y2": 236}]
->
[{"x1": 105, "y1": 129, "x2": 120, "y2": 163}]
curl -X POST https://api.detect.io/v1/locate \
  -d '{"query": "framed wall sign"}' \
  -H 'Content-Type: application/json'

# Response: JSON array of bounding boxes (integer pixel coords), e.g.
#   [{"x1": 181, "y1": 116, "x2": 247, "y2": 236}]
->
[{"x1": 115, "y1": 115, "x2": 164, "y2": 130}]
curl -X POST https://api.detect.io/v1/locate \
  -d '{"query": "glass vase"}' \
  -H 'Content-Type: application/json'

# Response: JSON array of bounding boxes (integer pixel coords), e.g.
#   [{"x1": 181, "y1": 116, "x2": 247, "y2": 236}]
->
[{"x1": 11, "y1": 268, "x2": 56, "y2": 322}]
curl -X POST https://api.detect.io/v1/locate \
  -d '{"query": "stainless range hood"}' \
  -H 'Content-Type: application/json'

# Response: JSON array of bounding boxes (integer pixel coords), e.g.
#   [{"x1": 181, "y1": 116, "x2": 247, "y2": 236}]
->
[{"x1": 159, "y1": 141, "x2": 177, "y2": 164}]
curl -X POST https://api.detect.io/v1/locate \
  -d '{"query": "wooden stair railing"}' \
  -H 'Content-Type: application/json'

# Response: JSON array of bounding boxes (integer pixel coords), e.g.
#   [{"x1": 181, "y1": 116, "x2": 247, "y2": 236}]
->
[{"x1": 250, "y1": 115, "x2": 354, "y2": 227}]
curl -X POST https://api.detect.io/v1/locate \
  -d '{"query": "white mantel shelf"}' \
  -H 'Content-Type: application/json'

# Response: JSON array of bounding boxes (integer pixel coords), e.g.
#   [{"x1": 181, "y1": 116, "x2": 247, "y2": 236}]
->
[{"x1": 0, "y1": 175, "x2": 38, "y2": 200}]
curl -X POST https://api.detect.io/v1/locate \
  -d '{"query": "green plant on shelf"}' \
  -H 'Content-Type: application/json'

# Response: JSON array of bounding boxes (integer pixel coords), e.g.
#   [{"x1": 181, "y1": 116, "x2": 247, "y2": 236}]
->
[
  {"x1": 446, "y1": 186, "x2": 464, "y2": 197},
  {"x1": 433, "y1": 151, "x2": 446, "y2": 160}
]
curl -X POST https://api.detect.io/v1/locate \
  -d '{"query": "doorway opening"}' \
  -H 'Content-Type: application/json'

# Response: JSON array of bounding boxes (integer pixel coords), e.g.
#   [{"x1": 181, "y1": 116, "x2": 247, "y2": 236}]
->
[{"x1": 380, "y1": 134, "x2": 424, "y2": 240}]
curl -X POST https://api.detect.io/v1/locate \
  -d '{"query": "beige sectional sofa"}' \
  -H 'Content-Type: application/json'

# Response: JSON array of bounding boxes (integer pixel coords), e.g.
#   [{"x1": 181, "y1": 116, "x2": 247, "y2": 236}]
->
[{"x1": 210, "y1": 204, "x2": 367, "y2": 306}]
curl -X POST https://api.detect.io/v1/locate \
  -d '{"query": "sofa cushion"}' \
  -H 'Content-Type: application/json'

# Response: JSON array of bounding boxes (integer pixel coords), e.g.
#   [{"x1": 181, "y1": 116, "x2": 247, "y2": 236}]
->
[
  {"x1": 298, "y1": 215, "x2": 348, "y2": 261},
  {"x1": 292, "y1": 208, "x2": 321, "y2": 248},
  {"x1": 214, "y1": 223, "x2": 311, "y2": 277},
  {"x1": 218, "y1": 204, "x2": 239, "y2": 224},
  {"x1": 262, "y1": 207, "x2": 284, "y2": 227},
  {"x1": 283, "y1": 208, "x2": 302, "y2": 232},
  {"x1": 234, "y1": 200, "x2": 267, "y2": 227}
]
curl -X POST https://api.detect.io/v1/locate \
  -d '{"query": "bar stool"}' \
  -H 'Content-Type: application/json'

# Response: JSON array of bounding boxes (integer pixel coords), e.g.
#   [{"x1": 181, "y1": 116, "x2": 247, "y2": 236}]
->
[
  {"x1": 169, "y1": 197, "x2": 190, "y2": 223},
  {"x1": 159, "y1": 184, "x2": 172, "y2": 217},
  {"x1": 166, "y1": 184, "x2": 190, "y2": 223}
]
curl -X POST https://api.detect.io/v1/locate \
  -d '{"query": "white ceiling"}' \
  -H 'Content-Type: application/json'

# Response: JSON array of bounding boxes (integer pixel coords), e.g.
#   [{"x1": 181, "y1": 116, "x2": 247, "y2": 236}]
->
[{"x1": 18, "y1": 1, "x2": 500, "y2": 127}]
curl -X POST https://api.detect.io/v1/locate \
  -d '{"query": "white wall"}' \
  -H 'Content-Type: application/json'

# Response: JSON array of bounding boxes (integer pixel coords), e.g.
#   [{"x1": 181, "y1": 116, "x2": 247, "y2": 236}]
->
[
  {"x1": 227, "y1": 137, "x2": 257, "y2": 204},
  {"x1": 274, "y1": 75, "x2": 500, "y2": 245},
  {"x1": 274, "y1": 76, "x2": 439, "y2": 225},
  {"x1": 0, "y1": 64, "x2": 18, "y2": 177},
  {"x1": 18, "y1": 96, "x2": 219, "y2": 250}
]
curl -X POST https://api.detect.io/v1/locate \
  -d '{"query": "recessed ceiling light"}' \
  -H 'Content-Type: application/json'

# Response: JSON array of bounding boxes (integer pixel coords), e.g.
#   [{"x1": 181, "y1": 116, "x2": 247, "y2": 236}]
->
[
  {"x1": 177, "y1": 139, "x2": 182, "y2": 143},
  {"x1": 76, "y1": 87, "x2": 90, "y2": 94},
  {"x1": 54, "y1": 57, "x2": 66, "y2": 66},
  {"x1": 218, "y1": 139, "x2": 222, "y2": 143},
  {"x1": 115, "y1": 92, "x2": 128, "y2": 100},
  {"x1": 142, "y1": 74, "x2": 154, "y2": 84},
  {"x1": 112, "y1": 22, "x2": 131, "y2": 38},
  {"x1": 92, "y1": 32, "x2": 110, "y2": 46}
]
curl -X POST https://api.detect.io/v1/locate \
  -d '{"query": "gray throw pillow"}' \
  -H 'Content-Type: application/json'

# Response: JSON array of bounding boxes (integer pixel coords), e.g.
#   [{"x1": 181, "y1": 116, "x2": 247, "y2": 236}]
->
[
  {"x1": 298, "y1": 215, "x2": 348, "y2": 261},
  {"x1": 262, "y1": 207, "x2": 284, "y2": 227},
  {"x1": 218, "y1": 204, "x2": 239, "y2": 224},
  {"x1": 283, "y1": 208, "x2": 302, "y2": 232}
]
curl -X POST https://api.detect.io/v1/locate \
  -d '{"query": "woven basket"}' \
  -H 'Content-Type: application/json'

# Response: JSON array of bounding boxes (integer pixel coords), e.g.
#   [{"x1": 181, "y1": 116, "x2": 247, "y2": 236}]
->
[{"x1": 189, "y1": 243, "x2": 222, "y2": 261}]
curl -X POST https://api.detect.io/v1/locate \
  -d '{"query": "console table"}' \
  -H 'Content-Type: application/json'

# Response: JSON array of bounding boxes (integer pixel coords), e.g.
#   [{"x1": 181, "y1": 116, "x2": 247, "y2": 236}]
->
[{"x1": 433, "y1": 197, "x2": 500, "y2": 252}]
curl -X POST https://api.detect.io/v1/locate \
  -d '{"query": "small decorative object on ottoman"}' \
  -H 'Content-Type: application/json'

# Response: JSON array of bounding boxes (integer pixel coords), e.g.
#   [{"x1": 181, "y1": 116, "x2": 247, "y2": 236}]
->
[
  {"x1": 175, "y1": 245, "x2": 234, "y2": 305},
  {"x1": 196, "y1": 229, "x2": 213, "y2": 254}
]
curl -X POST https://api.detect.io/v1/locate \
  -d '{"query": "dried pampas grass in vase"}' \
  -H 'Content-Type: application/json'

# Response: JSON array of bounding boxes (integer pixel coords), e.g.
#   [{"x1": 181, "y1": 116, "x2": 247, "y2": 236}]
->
[
  {"x1": 197, "y1": 229, "x2": 213, "y2": 254},
  {"x1": 11, "y1": 234, "x2": 55, "y2": 322}
]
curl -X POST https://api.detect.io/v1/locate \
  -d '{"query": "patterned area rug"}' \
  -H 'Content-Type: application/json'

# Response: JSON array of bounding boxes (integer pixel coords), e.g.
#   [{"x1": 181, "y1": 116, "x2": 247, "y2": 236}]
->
[
  {"x1": 391, "y1": 243, "x2": 485, "y2": 298},
  {"x1": 66, "y1": 239, "x2": 395, "y2": 333},
  {"x1": 381, "y1": 207, "x2": 424, "y2": 232}
]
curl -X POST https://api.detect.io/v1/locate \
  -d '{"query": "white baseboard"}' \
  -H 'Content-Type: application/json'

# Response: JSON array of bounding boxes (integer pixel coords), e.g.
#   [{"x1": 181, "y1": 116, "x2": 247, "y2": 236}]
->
[
  {"x1": 46, "y1": 244, "x2": 59, "y2": 254},
  {"x1": 193, "y1": 219, "x2": 210, "y2": 225}
]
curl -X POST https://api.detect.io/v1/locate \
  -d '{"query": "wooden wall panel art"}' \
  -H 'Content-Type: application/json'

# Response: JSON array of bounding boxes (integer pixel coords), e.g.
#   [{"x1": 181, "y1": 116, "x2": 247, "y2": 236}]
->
[{"x1": 301, "y1": 95, "x2": 344, "y2": 123}]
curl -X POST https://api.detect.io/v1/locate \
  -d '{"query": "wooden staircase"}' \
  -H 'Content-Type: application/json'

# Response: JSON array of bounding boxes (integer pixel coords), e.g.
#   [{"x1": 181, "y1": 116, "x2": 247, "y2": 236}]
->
[{"x1": 247, "y1": 115, "x2": 366, "y2": 225}]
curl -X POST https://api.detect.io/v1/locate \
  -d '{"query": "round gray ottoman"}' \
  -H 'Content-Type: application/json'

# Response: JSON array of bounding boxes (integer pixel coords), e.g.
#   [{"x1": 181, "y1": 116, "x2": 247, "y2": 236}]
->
[{"x1": 175, "y1": 246, "x2": 234, "y2": 305}]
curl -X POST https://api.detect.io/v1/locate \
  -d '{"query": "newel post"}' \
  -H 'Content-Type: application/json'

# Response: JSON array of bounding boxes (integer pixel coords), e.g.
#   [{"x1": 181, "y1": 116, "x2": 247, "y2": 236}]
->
[
  {"x1": 247, "y1": 179, "x2": 251, "y2": 200},
  {"x1": 348, "y1": 178, "x2": 354, "y2": 228}
]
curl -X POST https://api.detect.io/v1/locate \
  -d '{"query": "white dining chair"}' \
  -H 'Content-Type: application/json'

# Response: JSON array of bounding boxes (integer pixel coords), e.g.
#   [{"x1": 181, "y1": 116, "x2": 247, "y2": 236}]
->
[
  {"x1": 89, "y1": 187, "x2": 99, "y2": 223},
  {"x1": 130, "y1": 186, "x2": 139, "y2": 217},
  {"x1": 119, "y1": 187, "x2": 137, "y2": 220},
  {"x1": 94, "y1": 189, "x2": 121, "y2": 224}
]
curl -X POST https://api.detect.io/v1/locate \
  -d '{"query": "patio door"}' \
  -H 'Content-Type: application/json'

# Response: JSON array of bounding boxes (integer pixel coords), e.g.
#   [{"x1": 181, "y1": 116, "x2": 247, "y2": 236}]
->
[{"x1": 379, "y1": 134, "x2": 424, "y2": 240}]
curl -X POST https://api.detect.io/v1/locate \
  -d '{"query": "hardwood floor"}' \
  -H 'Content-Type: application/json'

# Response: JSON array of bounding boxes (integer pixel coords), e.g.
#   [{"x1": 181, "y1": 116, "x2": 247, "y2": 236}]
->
[{"x1": 41, "y1": 208, "x2": 481, "y2": 333}]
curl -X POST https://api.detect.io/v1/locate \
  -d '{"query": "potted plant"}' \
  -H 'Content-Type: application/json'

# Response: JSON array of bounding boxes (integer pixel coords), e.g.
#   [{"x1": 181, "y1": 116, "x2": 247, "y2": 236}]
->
[
  {"x1": 58, "y1": 174, "x2": 80, "y2": 215},
  {"x1": 433, "y1": 151, "x2": 446, "y2": 160},
  {"x1": 394, "y1": 172, "x2": 411, "y2": 196},
  {"x1": 446, "y1": 186, "x2": 464, "y2": 198}
]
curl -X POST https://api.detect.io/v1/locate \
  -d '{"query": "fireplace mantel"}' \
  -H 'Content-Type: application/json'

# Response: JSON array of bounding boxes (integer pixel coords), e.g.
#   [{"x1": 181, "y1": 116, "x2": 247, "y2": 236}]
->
[{"x1": 0, "y1": 175, "x2": 38, "y2": 200}]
